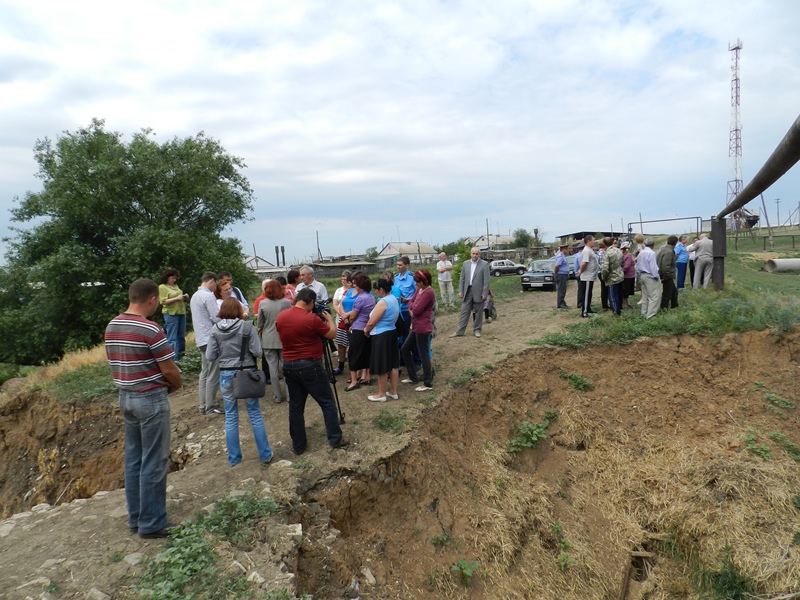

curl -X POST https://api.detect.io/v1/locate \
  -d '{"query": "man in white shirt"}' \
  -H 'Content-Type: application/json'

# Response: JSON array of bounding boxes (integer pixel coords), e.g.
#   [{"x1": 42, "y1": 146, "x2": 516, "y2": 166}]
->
[
  {"x1": 577, "y1": 235, "x2": 599, "y2": 318},
  {"x1": 436, "y1": 252, "x2": 454, "y2": 307},
  {"x1": 635, "y1": 238, "x2": 662, "y2": 319},
  {"x1": 188, "y1": 272, "x2": 224, "y2": 414},
  {"x1": 295, "y1": 266, "x2": 329, "y2": 302}
]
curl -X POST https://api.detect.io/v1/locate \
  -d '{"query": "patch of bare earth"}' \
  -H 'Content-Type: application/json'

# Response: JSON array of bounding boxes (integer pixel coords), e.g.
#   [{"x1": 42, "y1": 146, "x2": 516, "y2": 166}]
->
[{"x1": 1, "y1": 282, "x2": 800, "y2": 599}]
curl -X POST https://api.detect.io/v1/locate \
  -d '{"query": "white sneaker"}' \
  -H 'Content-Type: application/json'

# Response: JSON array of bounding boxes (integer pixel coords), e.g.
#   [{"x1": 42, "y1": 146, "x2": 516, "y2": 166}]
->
[
  {"x1": 386, "y1": 392, "x2": 398, "y2": 400},
  {"x1": 368, "y1": 395, "x2": 387, "y2": 402},
  {"x1": 415, "y1": 385, "x2": 432, "y2": 392},
  {"x1": 474, "y1": 331, "x2": 482, "y2": 338}
]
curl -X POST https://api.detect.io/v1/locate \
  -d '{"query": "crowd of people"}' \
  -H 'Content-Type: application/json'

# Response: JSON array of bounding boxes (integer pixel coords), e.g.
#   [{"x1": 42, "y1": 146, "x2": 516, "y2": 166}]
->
[
  {"x1": 106, "y1": 237, "x2": 711, "y2": 539},
  {"x1": 552, "y1": 232, "x2": 714, "y2": 320}
]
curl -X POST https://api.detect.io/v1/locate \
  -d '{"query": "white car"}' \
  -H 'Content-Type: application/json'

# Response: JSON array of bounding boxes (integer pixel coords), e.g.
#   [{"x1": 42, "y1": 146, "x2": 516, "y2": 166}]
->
[{"x1": 489, "y1": 260, "x2": 526, "y2": 277}]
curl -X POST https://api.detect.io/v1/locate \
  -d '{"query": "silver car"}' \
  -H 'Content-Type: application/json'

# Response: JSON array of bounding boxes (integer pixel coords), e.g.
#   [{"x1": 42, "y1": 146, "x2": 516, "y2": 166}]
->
[{"x1": 490, "y1": 259, "x2": 526, "y2": 277}]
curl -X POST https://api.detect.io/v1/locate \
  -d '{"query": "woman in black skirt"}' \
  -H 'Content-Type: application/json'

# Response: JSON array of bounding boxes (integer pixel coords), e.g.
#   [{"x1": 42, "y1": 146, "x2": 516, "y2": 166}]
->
[
  {"x1": 342, "y1": 273, "x2": 375, "y2": 392},
  {"x1": 364, "y1": 278, "x2": 401, "y2": 402}
]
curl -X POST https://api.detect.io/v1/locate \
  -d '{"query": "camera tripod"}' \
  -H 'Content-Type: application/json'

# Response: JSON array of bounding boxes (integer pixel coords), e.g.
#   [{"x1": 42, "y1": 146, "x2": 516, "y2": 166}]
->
[{"x1": 321, "y1": 337, "x2": 345, "y2": 424}]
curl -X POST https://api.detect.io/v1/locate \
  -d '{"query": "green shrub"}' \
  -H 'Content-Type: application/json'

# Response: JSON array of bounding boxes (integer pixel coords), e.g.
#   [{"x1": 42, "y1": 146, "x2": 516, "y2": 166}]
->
[
  {"x1": 178, "y1": 345, "x2": 203, "y2": 374},
  {"x1": 698, "y1": 546, "x2": 752, "y2": 600},
  {"x1": 0, "y1": 363, "x2": 20, "y2": 386},
  {"x1": 202, "y1": 493, "x2": 278, "y2": 547},
  {"x1": 136, "y1": 492, "x2": 282, "y2": 599},
  {"x1": 533, "y1": 286, "x2": 800, "y2": 349},
  {"x1": 508, "y1": 411, "x2": 557, "y2": 453},
  {"x1": 558, "y1": 369, "x2": 594, "y2": 391},
  {"x1": 374, "y1": 408, "x2": 409, "y2": 434},
  {"x1": 451, "y1": 559, "x2": 479, "y2": 586},
  {"x1": 45, "y1": 362, "x2": 118, "y2": 403}
]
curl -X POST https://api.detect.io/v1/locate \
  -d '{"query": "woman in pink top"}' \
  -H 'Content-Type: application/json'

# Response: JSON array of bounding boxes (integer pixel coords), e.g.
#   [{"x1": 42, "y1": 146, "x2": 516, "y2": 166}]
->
[
  {"x1": 620, "y1": 242, "x2": 636, "y2": 309},
  {"x1": 401, "y1": 270, "x2": 436, "y2": 391},
  {"x1": 284, "y1": 269, "x2": 300, "y2": 302}
]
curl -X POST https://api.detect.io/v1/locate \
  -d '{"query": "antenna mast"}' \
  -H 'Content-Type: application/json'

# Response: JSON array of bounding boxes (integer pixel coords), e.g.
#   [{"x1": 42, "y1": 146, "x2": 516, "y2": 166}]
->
[{"x1": 726, "y1": 39, "x2": 743, "y2": 209}]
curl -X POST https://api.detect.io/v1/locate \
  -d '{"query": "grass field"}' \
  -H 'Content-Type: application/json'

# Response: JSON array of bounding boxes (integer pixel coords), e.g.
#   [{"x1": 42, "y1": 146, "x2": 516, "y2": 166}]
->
[{"x1": 725, "y1": 250, "x2": 800, "y2": 296}]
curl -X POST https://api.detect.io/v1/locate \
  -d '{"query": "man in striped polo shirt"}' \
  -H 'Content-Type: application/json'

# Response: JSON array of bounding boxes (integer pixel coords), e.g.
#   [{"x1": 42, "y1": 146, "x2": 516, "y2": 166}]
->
[{"x1": 105, "y1": 279, "x2": 182, "y2": 539}]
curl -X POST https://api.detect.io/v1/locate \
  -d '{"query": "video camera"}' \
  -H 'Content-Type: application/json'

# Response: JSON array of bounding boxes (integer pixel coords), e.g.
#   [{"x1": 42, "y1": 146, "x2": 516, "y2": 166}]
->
[{"x1": 312, "y1": 298, "x2": 332, "y2": 319}]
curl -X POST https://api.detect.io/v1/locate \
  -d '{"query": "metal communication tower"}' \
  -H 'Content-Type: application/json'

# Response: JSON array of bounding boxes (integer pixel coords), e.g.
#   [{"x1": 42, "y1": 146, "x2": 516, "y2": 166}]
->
[{"x1": 726, "y1": 39, "x2": 743, "y2": 206}]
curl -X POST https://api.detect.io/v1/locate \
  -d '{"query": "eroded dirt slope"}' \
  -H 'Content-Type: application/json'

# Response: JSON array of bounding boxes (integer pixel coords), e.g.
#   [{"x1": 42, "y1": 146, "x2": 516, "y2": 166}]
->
[{"x1": 2, "y1": 284, "x2": 799, "y2": 599}]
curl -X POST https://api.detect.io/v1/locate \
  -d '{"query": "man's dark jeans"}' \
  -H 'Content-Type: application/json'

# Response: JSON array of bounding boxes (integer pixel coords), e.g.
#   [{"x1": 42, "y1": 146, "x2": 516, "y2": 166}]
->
[{"x1": 283, "y1": 359, "x2": 344, "y2": 453}]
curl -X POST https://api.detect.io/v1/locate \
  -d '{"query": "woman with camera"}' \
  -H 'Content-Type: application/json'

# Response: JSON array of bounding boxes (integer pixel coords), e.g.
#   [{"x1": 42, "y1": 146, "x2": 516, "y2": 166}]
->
[
  {"x1": 206, "y1": 298, "x2": 273, "y2": 467},
  {"x1": 342, "y1": 273, "x2": 374, "y2": 392},
  {"x1": 363, "y1": 278, "x2": 400, "y2": 402}
]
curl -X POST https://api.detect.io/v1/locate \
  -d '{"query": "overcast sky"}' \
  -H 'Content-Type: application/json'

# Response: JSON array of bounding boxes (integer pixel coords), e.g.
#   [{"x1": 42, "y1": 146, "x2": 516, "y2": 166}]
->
[{"x1": 2, "y1": 0, "x2": 799, "y2": 265}]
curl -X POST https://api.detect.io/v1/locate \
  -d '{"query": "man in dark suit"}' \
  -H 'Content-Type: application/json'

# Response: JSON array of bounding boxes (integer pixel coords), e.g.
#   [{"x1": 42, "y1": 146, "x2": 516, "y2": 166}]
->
[{"x1": 450, "y1": 247, "x2": 490, "y2": 338}]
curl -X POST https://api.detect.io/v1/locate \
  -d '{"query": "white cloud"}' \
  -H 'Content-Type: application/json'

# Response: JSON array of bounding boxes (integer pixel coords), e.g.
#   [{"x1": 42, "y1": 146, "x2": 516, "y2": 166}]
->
[{"x1": 0, "y1": 0, "x2": 799, "y2": 263}]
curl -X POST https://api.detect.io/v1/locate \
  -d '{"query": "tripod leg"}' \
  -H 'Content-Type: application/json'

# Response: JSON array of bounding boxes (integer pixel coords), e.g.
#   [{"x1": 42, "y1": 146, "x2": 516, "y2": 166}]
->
[{"x1": 323, "y1": 344, "x2": 345, "y2": 424}]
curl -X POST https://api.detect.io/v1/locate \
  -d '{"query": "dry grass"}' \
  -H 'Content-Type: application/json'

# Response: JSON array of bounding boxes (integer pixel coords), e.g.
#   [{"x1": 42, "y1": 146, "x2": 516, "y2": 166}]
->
[
  {"x1": 459, "y1": 438, "x2": 620, "y2": 599},
  {"x1": 563, "y1": 407, "x2": 800, "y2": 596},
  {"x1": 3, "y1": 332, "x2": 198, "y2": 397},
  {"x1": 423, "y1": 365, "x2": 800, "y2": 599}
]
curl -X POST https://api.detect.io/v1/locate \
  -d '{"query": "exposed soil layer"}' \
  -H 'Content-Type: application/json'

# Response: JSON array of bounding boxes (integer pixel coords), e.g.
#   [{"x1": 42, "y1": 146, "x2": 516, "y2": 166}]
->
[
  {"x1": 1, "y1": 286, "x2": 799, "y2": 599},
  {"x1": 0, "y1": 392, "x2": 124, "y2": 517},
  {"x1": 314, "y1": 329, "x2": 800, "y2": 598}
]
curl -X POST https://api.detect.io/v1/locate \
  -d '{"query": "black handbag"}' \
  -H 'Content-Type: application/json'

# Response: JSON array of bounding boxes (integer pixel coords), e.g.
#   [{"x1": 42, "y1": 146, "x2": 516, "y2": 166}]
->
[{"x1": 232, "y1": 332, "x2": 266, "y2": 399}]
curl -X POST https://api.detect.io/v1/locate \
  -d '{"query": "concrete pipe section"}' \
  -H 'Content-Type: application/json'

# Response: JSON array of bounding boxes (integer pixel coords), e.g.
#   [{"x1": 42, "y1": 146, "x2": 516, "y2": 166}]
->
[{"x1": 763, "y1": 258, "x2": 800, "y2": 272}]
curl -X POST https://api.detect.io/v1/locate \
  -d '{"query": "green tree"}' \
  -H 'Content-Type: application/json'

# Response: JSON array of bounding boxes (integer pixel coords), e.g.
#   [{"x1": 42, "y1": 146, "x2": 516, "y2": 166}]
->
[
  {"x1": 364, "y1": 246, "x2": 379, "y2": 261},
  {"x1": 435, "y1": 238, "x2": 472, "y2": 286},
  {"x1": 0, "y1": 119, "x2": 255, "y2": 364},
  {"x1": 512, "y1": 228, "x2": 533, "y2": 248},
  {"x1": 436, "y1": 237, "x2": 470, "y2": 260}
]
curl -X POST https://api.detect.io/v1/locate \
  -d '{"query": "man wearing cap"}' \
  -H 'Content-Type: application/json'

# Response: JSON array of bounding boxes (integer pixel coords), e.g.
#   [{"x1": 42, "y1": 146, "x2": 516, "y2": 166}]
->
[
  {"x1": 636, "y1": 238, "x2": 661, "y2": 319},
  {"x1": 553, "y1": 243, "x2": 570, "y2": 308}
]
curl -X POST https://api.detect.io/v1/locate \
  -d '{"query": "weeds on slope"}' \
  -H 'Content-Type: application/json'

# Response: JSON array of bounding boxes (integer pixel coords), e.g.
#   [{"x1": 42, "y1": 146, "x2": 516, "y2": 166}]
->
[
  {"x1": 135, "y1": 492, "x2": 309, "y2": 600},
  {"x1": 531, "y1": 287, "x2": 800, "y2": 349}
]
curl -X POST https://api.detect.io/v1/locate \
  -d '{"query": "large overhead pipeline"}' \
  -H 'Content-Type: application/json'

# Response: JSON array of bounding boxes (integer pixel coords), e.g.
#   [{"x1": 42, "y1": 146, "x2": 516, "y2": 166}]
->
[{"x1": 718, "y1": 113, "x2": 800, "y2": 220}]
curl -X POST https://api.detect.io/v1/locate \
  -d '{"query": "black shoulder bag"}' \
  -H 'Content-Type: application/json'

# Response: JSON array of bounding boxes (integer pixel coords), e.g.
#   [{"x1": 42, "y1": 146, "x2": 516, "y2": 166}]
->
[{"x1": 232, "y1": 332, "x2": 267, "y2": 399}]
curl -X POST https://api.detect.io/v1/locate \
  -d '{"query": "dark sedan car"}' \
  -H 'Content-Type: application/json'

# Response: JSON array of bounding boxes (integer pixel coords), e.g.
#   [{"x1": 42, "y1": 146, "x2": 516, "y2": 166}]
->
[
  {"x1": 521, "y1": 259, "x2": 556, "y2": 291},
  {"x1": 530, "y1": 256, "x2": 575, "y2": 279}
]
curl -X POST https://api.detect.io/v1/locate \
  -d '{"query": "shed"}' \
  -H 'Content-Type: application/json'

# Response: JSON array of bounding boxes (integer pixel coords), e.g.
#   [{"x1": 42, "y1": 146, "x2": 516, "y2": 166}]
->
[{"x1": 377, "y1": 242, "x2": 439, "y2": 264}]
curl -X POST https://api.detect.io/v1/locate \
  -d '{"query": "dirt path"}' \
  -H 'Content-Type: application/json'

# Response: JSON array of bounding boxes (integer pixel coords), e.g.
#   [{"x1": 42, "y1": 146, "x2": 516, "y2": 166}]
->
[{"x1": 0, "y1": 283, "x2": 575, "y2": 599}]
